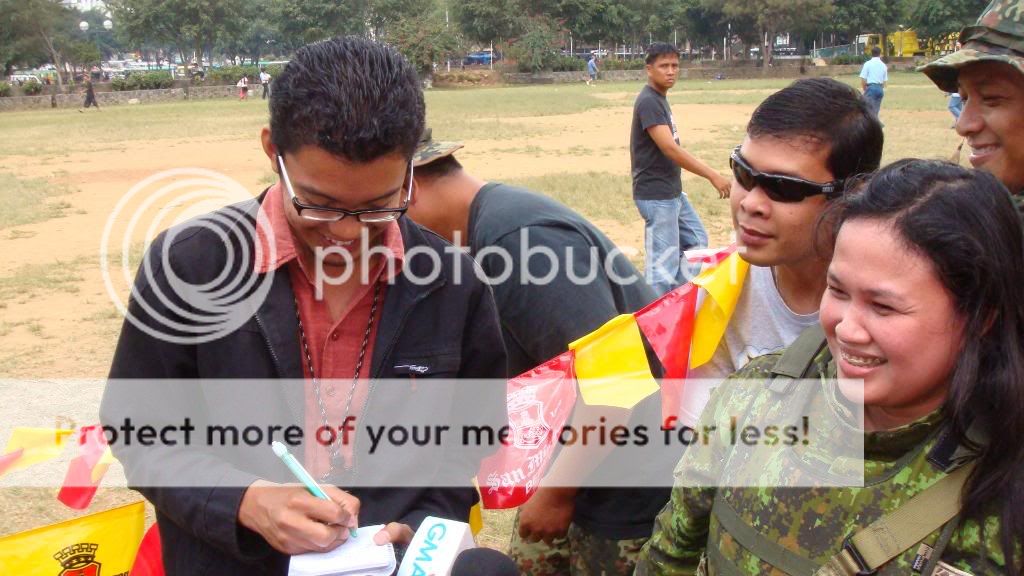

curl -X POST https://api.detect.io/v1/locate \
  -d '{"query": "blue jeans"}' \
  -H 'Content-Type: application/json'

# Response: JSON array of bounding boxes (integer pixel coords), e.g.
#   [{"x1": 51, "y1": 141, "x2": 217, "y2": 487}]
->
[
  {"x1": 948, "y1": 93, "x2": 963, "y2": 120},
  {"x1": 864, "y1": 84, "x2": 884, "y2": 118},
  {"x1": 635, "y1": 194, "x2": 708, "y2": 296}
]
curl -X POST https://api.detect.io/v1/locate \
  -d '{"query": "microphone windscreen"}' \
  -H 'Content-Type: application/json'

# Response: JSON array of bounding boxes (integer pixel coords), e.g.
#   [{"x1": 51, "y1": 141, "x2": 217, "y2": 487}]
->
[{"x1": 450, "y1": 547, "x2": 518, "y2": 576}]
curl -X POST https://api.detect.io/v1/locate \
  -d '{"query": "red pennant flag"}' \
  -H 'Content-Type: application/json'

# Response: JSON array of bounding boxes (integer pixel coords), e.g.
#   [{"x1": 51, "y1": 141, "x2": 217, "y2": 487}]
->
[
  {"x1": 130, "y1": 523, "x2": 164, "y2": 576},
  {"x1": 58, "y1": 425, "x2": 110, "y2": 510},
  {"x1": 476, "y1": 351, "x2": 577, "y2": 509},
  {"x1": 635, "y1": 283, "x2": 699, "y2": 380},
  {"x1": 0, "y1": 448, "x2": 25, "y2": 477},
  {"x1": 635, "y1": 283, "x2": 699, "y2": 424}
]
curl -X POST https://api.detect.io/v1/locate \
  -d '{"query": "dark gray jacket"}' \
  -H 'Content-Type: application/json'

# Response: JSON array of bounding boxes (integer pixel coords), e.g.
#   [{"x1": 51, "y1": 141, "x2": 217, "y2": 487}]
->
[{"x1": 101, "y1": 197, "x2": 507, "y2": 575}]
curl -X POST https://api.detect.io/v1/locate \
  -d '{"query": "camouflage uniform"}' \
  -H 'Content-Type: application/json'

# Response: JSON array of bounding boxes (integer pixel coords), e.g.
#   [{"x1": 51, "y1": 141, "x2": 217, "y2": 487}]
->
[
  {"x1": 412, "y1": 127, "x2": 463, "y2": 167},
  {"x1": 921, "y1": 0, "x2": 1024, "y2": 195},
  {"x1": 635, "y1": 351, "x2": 1005, "y2": 576},
  {"x1": 511, "y1": 524, "x2": 648, "y2": 576}
]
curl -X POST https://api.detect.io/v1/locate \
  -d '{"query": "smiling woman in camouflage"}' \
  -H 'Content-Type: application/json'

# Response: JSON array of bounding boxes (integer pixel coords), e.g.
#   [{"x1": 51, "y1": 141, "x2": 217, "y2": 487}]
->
[
  {"x1": 922, "y1": 0, "x2": 1024, "y2": 200},
  {"x1": 635, "y1": 160, "x2": 1024, "y2": 575}
]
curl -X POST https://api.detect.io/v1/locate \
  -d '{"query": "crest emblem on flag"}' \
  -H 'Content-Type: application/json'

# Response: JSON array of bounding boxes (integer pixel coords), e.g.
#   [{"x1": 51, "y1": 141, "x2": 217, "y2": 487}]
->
[
  {"x1": 508, "y1": 387, "x2": 551, "y2": 449},
  {"x1": 54, "y1": 542, "x2": 102, "y2": 576}
]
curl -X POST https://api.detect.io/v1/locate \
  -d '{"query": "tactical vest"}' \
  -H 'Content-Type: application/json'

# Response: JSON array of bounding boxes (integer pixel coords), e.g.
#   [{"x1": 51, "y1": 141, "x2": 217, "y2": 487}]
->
[{"x1": 701, "y1": 326, "x2": 983, "y2": 576}]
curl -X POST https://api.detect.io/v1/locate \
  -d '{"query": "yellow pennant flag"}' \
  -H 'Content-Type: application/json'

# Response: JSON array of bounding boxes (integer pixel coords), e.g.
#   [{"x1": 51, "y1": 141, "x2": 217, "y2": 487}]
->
[
  {"x1": 2, "y1": 427, "x2": 74, "y2": 475},
  {"x1": 690, "y1": 252, "x2": 750, "y2": 369},
  {"x1": 468, "y1": 502, "x2": 483, "y2": 536},
  {"x1": 569, "y1": 314, "x2": 659, "y2": 408},
  {"x1": 91, "y1": 447, "x2": 117, "y2": 484},
  {"x1": 0, "y1": 501, "x2": 145, "y2": 576}
]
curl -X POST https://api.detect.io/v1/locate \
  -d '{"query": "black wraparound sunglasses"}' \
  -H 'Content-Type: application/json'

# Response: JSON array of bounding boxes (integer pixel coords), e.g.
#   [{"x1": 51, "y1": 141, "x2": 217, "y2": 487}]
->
[{"x1": 729, "y1": 146, "x2": 844, "y2": 203}]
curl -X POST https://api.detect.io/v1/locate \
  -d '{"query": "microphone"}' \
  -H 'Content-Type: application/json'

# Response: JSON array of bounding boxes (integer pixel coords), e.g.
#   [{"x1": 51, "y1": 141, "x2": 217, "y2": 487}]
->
[
  {"x1": 396, "y1": 517, "x2": 475, "y2": 576},
  {"x1": 451, "y1": 548, "x2": 518, "y2": 576}
]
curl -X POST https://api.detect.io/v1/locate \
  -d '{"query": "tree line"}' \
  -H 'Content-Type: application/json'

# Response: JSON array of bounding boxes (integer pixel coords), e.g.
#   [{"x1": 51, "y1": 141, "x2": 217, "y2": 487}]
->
[{"x1": 1, "y1": 0, "x2": 990, "y2": 81}]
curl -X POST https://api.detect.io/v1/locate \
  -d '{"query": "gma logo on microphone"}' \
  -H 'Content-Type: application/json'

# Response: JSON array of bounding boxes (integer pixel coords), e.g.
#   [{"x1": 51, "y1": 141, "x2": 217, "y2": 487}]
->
[{"x1": 397, "y1": 517, "x2": 475, "y2": 576}]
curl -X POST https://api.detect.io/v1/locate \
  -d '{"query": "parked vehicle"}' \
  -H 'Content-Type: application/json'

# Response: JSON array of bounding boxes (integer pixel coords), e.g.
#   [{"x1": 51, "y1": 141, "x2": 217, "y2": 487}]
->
[
  {"x1": 463, "y1": 49, "x2": 500, "y2": 65},
  {"x1": 8, "y1": 74, "x2": 40, "y2": 85}
]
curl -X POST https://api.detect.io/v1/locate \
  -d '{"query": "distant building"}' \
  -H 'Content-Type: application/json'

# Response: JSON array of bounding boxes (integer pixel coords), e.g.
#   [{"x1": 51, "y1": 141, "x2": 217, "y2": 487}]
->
[{"x1": 61, "y1": 0, "x2": 106, "y2": 12}]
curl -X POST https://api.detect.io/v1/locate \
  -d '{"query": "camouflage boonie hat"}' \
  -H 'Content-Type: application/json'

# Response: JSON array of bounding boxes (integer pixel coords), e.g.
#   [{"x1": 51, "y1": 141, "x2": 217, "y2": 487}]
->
[
  {"x1": 413, "y1": 128, "x2": 464, "y2": 167},
  {"x1": 920, "y1": 0, "x2": 1024, "y2": 93}
]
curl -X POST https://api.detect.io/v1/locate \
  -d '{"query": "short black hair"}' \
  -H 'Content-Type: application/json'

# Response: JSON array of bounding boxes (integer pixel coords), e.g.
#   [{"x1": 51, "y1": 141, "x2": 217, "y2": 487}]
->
[
  {"x1": 871, "y1": 46, "x2": 882, "y2": 57},
  {"x1": 747, "y1": 77, "x2": 883, "y2": 184},
  {"x1": 270, "y1": 36, "x2": 424, "y2": 163},
  {"x1": 646, "y1": 42, "x2": 679, "y2": 65},
  {"x1": 415, "y1": 155, "x2": 463, "y2": 182}
]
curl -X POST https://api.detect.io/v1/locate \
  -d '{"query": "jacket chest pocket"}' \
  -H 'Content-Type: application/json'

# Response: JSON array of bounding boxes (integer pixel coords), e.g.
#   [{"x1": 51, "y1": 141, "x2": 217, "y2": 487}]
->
[{"x1": 390, "y1": 351, "x2": 461, "y2": 379}]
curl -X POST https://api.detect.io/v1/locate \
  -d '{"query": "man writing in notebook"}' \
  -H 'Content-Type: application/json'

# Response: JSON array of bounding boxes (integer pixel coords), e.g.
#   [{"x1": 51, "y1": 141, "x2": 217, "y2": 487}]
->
[{"x1": 101, "y1": 37, "x2": 506, "y2": 575}]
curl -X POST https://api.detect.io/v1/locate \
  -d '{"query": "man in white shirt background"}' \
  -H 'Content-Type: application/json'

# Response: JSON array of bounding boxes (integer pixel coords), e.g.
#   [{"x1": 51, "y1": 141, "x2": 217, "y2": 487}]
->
[{"x1": 860, "y1": 46, "x2": 889, "y2": 120}]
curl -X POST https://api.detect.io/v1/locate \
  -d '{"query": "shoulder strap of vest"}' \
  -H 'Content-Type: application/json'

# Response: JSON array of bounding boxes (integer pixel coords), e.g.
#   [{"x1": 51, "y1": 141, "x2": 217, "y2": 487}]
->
[
  {"x1": 816, "y1": 462, "x2": 975, "y2": 576},
  {"x1": 768, "y1": 324, "x2": 828, "y2": 395}
]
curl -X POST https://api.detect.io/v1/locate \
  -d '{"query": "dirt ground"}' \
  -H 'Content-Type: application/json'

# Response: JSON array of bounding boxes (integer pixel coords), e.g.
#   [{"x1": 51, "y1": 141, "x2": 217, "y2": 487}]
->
[{"x1": 0, "y1": 83, "x2": 964, "y2": 542}]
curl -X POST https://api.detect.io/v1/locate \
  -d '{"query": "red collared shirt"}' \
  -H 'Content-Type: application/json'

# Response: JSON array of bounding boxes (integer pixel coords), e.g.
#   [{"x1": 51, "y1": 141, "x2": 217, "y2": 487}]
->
[{"x1": 255, "y1": 183, "x2": 405, "y2": 476}]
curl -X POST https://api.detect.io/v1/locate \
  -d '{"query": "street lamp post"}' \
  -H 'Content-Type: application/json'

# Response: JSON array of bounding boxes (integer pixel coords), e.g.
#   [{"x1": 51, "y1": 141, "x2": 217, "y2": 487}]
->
[{"x1": 79, "y1": 18, "x2": 113, "y2": 81}]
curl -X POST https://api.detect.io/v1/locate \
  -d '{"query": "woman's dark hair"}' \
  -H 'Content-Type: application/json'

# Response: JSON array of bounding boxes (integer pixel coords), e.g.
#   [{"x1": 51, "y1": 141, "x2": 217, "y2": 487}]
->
[
  {"x1": 645, "y1": 42, "x2": 679, "y2": 65},
  {"x1": 270, "y1": 36, "x2": 424, "y2": 162},
  {"x1": 748, "y1": 78, "x2": 883, "y2": 185},
  {"x1": 826, "y1": 159, "x2": 1024, "y2": 574}
]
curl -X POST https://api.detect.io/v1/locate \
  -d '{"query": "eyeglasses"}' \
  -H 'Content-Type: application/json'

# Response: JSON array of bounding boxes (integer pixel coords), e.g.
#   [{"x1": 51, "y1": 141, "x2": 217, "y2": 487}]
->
[
  {"x1": 276, "y1": 154, "x2": 413, "y2": 223},
  {"x1": 729, "y1": 146, "x2": 844, "y2": 203}
]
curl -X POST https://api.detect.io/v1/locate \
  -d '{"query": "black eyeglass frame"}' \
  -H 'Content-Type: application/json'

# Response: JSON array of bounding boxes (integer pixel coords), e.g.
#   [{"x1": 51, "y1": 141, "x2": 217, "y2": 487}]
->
[
  {"x1": 729, "y1": 146, "x2": 844, "y2": 203},
  {"x1": 276, "y1": 153, "x2": 414, "y2": 223}
]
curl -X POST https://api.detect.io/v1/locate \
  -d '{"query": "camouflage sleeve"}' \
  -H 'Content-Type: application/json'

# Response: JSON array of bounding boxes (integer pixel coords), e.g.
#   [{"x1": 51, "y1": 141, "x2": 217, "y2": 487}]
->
[
  {"x1": 635, "y1": 355, "x2": 781, "y2": 575},
  {"x1": 634, "y1": 482, "x2": 715, "y2": 575}
]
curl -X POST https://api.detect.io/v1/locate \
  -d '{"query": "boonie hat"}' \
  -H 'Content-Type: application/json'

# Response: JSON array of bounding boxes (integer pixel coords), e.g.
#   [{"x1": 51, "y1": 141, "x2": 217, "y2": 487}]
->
[
  {"x1": 920, "y1": 0, "x2": 1024, "y2": 93},
  {"x1": 413, "y1": 128, "x2": 464, "y2": 167}
]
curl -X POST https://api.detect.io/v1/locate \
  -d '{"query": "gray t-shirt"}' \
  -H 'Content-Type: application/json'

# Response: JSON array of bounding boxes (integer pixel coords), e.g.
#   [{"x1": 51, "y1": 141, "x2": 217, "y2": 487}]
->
[
  {"x1": 681, "y1": 265, "x2": 820, "y2": 424},
  {"x1": 630, "y1": 85, "x2": 682, "y2": 200}
]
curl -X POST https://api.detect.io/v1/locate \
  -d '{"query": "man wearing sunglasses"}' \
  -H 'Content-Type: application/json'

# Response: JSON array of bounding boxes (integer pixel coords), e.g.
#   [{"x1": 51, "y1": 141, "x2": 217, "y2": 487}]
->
[
  {"x1": 102, "y1": 38, "x2": 507, "y2": 575},
  {"x1": 674, "y1": 78, "x2": 884, "y2": 427}
]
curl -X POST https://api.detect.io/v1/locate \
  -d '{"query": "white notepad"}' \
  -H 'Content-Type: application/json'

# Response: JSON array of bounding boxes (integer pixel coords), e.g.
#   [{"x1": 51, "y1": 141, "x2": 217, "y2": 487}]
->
[{"x1": 288, "y1": 525, "x2": 396, "y2": 576}]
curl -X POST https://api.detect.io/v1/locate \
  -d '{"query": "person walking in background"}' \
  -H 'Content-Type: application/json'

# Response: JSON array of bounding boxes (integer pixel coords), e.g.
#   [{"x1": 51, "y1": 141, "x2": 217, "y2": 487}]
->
[
  {"x1": 630, "y1": 42, "x2": 731, "y2": 296},
  {"x1": 79, "y1": 79, "x2": 99, "y2": 112},
  {"x1": 237, "y1": 74, "x2": 249, "y2": 100},
  {"x1": 586, "y1": 55, "x2": 598, "y2": 86},
  {"x1": 859, "y1": 46, "x2": 888, "y2": 120},
  {"x1": 260, "y1": 68, "x2": 271, "y2": 99}
]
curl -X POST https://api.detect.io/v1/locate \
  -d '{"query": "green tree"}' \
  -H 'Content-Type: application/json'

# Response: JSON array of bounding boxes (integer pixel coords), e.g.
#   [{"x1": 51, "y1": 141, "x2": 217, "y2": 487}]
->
[
  {"x1": 388, "y1": 9, "x2": 460, "y2": 78},
  {"x1": 216, "y1": 0, "x2": 280, "y2": 64},
  {"x1": 2, "y1": 0, "x2": 76, "y2": 86},
  {"x1": 107, "y1": 0, "x2": 243, "y2": 68},
  {"x1": 830, "y1": 0, "x2": 910, "y2": 56},
  {"x1": 275, "y1": 0, "x2": 370, "y2": 46},
  {"x1": 507, "y1": 15, "x2": 560, "y2": 72},
  {"x1": 907, "y1": 0, "x2": 988, "y2": 40},
  {"x1": 0, "y1": 0, "x2": 51, "y2": 76},
  {"x1": 452, "y1": 0, "x2": 522, "y2": 44},
  {"x1": 705, "y1": 0, "x2": 832, "y2": 64},
  {"x1": 370, "y1": 0, "x2": 437, "y2": 37},
  {"x1": 78, "y1": 8, "x2": 124, "y2": 60}
]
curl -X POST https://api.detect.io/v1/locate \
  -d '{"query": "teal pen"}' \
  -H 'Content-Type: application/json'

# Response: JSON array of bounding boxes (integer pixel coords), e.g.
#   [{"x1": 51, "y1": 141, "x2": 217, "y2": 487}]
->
[{"x1": 271, "y1": 441, "x2": 358, "y2": 537}]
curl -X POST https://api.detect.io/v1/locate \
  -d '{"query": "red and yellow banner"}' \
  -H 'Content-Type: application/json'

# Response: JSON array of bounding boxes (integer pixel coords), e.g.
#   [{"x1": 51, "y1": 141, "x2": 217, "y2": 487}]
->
[
  {"x1": 0, "y1": 501, "x2": 144, "y2": 576},
  {"x1": 477, "y1": 246, "x2": 748, "y2": 508}
]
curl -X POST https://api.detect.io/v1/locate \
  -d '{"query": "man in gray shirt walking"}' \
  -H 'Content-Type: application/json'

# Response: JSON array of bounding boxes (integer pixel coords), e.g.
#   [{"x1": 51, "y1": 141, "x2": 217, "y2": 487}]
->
[{"x1": 630, "y1": 42, "x2": 731, "y2": 296}]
